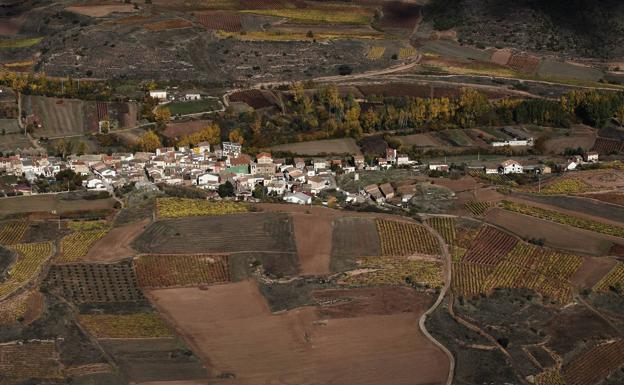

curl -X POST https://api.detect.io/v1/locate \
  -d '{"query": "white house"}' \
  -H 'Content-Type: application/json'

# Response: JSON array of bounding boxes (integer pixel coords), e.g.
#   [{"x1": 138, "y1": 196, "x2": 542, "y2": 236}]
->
[
  {"x1": 256, "y1": 152, "x2": 273, "y2": 164},
  {"x1": 499, "y1": 159, "x2": 523, "y2": 174},
  {"x1": 222, "y1": 142, "x2": 242, "y2": 157},
  {"x1": 149, "y1": 90, "x2": 167, "y2": 101},
  {"x1": 396, "y1": 154, "x2": 410, "y2": 166},
  {"x1": 585, "y1": 151, "x2": 599, "y2": 163},
  {"x1": 197, "y1": 173, "x2": 219, "y2": 188},
  {"x1": 429, "y1": 164, "x2": 449, "y2": 172},
  {"x1": 186, "y1": 93, "x2": 201, "y2": 101},
  {"x1": 492, "y1": 138, "x2": 534, "y2": 147},
  {"x1": 283, "y1": 192, "x2": 312, "y2": 205}
]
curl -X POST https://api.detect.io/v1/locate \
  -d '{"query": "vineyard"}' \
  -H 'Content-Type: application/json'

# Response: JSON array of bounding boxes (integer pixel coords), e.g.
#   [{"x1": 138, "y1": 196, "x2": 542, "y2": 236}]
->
[
  {"x1": 196, "y1": 11, "x2": 243, "y2": 32},
  {"x1": 468, "y1": 170, "x2": 516, "y2": 186},
  {"x1": 156, "y1": 198, "x2": 249, "y2": 218},
  {"x1": 398, "y1": 47, "x2": 417, "y2": 59},
  {"x1": 366, "y1": 46, "x2": 385, "y2": 60},
  {"x1": 464, "y1": 201, "x2": 492, "y2": 216},
  {"x1": 593, "y1": 263, "x2": 624, "y2": 292},
  {"x1": 0, "y1": 222, "x2": 29, "y2": 245},
  {"x1": 376, "y1": 219, "x2": 441, "y2": 256},
  {"x1": 345, "y1": 256, "x2": 444, "y2": 288},
  {"x1": 507, "y1": 54, "x2": 541, "y2": 73},
  {"x1": 562, "y1": 340, "x2": 624, "y2": 385},
  {"x1": 0, "y1": 341, "x2": 62, "y2": 381},
  {"x1": 451, "y1": 263, "x2": 493, "y2": 297},
  {"x1": 501, "y1": 200, "x2": 624, "y2": 237},
  {"x1": 451, "y1": 226, "x2": 582, "y2": 302},
  {"x1": 78, "y1": 313, "x2": 173, "y2": 338},
  {"x1": 462, "y1": 227, "x2": 517, "y2": 265},
  {"x1": 540, "y1": 178, "x2": 595, "y2": 195},
  {"x1": 58, "y1": 229, "x2": 109, "y2": 262},
  {"x1": 0, "y1": 242, "x2": 53, "y2": 299},
  {"x1": 66, "y1": 220, "x2": 108, "y2": 231},
  {"x1": 535, "y1": 370, "x2": 566, "y2": 385},
  {"x1": 46, "y1": 261, "x2": 145, "y2": 303},
  {"x1": 592, "y1": 137, "x2": 624, "y2": 155},
  {"x1": 134, "y1": 254, "x2": 230, "y2": 288},
  {"x1": 144, "y1": 18, "x2": 193, "y2": 31},
  {"x1": 0, "y1": 290, "x2": 41, "y2": 325},
  {"x1": 426, "y1": 216, "x2": 456, "y2": 244}
]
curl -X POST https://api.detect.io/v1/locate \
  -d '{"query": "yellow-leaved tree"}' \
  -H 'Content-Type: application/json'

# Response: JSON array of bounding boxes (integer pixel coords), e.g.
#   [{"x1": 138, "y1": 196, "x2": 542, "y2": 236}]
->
[{"x1": 137, "y1": 131, "x2": 162, "y2": 152}]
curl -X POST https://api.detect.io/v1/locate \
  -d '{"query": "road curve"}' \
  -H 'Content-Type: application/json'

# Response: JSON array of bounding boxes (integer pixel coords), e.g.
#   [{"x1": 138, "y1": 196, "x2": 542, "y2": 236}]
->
[{"x1": 421, "y1": 219, "x2": 455, "y2": 385}]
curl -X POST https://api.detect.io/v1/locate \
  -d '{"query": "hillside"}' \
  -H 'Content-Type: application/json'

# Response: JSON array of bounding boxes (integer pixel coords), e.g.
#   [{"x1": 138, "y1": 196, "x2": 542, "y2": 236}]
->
[{"x1": 425, "y1": 0, "x2": 624, "y2": 60}]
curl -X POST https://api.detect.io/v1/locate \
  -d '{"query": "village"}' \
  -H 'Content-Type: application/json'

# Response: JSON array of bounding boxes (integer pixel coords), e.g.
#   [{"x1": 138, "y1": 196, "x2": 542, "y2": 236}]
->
[{"x1": 0, "y1": 137, "x2": 602, "y2": 207}]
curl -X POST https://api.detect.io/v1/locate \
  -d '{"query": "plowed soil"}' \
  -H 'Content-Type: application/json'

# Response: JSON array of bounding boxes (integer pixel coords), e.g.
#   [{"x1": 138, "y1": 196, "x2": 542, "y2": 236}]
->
[
  {"x1": 147, "y1": 281, "x2": 449, "y2": 385},
  {"x1": 83, "y1": 219, "x2": 149, "y2": 262},
  {"x1": 292, "y1": 213, "x2": 333, "y2": 275}
]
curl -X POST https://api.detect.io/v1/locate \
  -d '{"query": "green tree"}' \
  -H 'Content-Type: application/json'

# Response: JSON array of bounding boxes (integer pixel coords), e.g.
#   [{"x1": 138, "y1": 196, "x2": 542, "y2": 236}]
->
[{"x1": 218, "y1": 181, "x2": 235, "y2": 198}]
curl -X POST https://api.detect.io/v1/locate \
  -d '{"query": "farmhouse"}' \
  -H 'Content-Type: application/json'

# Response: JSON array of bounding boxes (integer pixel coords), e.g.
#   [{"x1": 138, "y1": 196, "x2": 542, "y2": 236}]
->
[
  {"x1": 584, "y1": 151, "x2": 599, "y2": 163},
  {"x1": 429, "y1": 164, "x2": 449, "y2": 172},
  {"x1": 197, "y1": 173, "x2": 220, "y2": 189},
  {"x1": 492, "y1": 138, "x2": 534, "y2": 147},
  {"x1": 149, "y1": 90, "x2": 168, "y2": 101},
  {"x1": 257, "y1": 152, "x2": 273, "y2": 164},
  {"x1": 283, "y1": 192, "x2": 312, "y2": 205},
  {"x1": 379, "y1": 183, "x2": 395, "y2": 200},
  {"x1": 499, "y1": 159, "x2": 523, "y2": 174}
]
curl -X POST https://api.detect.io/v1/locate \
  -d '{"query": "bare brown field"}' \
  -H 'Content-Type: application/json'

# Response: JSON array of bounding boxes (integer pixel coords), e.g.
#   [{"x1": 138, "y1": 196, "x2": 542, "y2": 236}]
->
[
  {"x1": 229, "y1": 89, "x2": 275, "y2": 109},
  {"x1": 584, "y1": 192, "x2": 624, "y2": 206},
  {"x1": 394, "y1": 133, "x2": 445, "y2": 147},
  {"x1": 65, "y1": 4, "x2": 137, "y2": 17},
  {"x1": 163, "y1": 120, "x2": 212, "y2": 139},
  {"x1": 83, "y1": 219, "x2": 149, "y2": 262},
  {"x1": 144, "y1": 19, "x2": 194, "y2": 31},
  {"x1": 542, "y1": 127, "x2": 596, "y2": 154},
  {"x1": 331, "y1": 216, "x2": 380, "y2": 272},
  {"x1": 148, "y1": 281, "x2": 448, "y2": 385},
  {"x1": 292, "y1": 213, "x2": 332, "y2": 275},
  {"x1": 0, "y1": 195, "x2": 116, "y2": 217},
  {"x1": 0, "y1": 14, "x2": 27, "y2": 36},
  {"x1": 196, "y1": 11, "x2": 243, "y2": 32},
  {"x1": 271, "y1": 138, "x2": 362, "y2": 155},
  {"x1": 570, "y1": 257, "x2": 619, "y2": 288},
  {"x1": 485, "y1": 208, "x2": 615, "y2": 256}
]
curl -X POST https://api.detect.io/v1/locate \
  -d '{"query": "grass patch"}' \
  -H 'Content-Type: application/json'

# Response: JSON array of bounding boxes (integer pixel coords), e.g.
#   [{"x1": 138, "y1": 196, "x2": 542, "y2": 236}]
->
[
  {"x1": 78, "y1": 313, "x2": 173, "y2": 338},
  {"x1": 0, "y1": 37, "x2": 43, "y2": 49}
]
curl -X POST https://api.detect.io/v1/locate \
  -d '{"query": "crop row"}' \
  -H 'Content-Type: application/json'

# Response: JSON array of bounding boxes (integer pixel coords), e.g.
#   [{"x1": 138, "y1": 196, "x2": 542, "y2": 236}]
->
[
  {"x1": 398, "y1": 47, "x2": 416, "y2": 59},
  {"x1": 501, "y1": 200, "x2": 624, "y2": 238},
  {"x1": 426, "y1": 217, "x2": 456, "y2": 244},
  {"x1": 0, "y1": 290, "x2": 38, "y2": 326},
  {"x1": 345, "y1": 256, "x2": 444, "y2": 288},
  {"x1": 66, "y1": 220, "x2": 108, "y2": 231},
  {"x1": 534, "y1": 370, "x2": 566, "y2": 385},
  {"x1": 451, "y1": 262, "x2": 493, "y2": 297},
  {"x1": 468, "y1": 170, "x2": 516, "y2": 186},
  {"x1": 0, "y1": 341, "x2": 61, "y2": 380},
  {"x1": 156, "y1": 197, "x2": 249, "y2": 218},
  {"x1": 366, "y1": 46, "x2": 385, "y2": 60},
  {"x1": 540, "y1": 177, "x2": 594, "y2": 195},
  {"x1": 134, "y1": 254, "x2": 230, "y2": 288},
  {"x1": 376, "y1": 219, "x2": 441, "y2": 256},
  {"x1": 506, "y1": 243, "x2": 582, "y2": 280},
  {"x1": 464, "y1": 201, "x2": 491, "y2": 216},
  {"x1": 0, "y1": 242, "x2": 54, "y2": 299},
  {"x1": 0, "y1": 222, "x2": 29, "y2": 245},
  {"x1": 58, "y1": 229, "x2": 109, "y2": 262},
  {"x1": 462, "y1": 226, "x2": 517, "y2": 265},
  {"x1": 563, "y1": 340, "x2": 624, "y2": 385},
  {"x1": 593, "y1": 263, "x2": 624, "y2": 292},
  {"x1": 78, "y1": 313, "x2": 173, "y2": 338}
]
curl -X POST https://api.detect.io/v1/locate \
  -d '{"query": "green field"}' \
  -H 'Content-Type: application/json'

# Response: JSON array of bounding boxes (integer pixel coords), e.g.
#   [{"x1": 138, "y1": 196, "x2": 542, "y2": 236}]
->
[
  {"x1": 0, "y1": 37, "x2": 43, "y2": 49},
  {"x1": 164, "y1": 99, "x2": 222, "y2": 115}
]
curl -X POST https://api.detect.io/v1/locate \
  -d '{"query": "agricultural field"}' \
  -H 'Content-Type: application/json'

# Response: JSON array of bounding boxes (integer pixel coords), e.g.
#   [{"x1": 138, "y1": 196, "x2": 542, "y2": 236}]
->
[
  {"x1": 242, "y1": 7, "x2": 374, "y2": 25},
  {"x1": 464, "y1": 201, "x2": 491, "y2": 216},
  {"x1": 345, "y1": 256, "x2": 444, "y2": 288},
  {"x1": 65, "y1": 4, "x2": 137, "y2": 17},
  {"x1": 0, "y1": 37, "x2": 43, "y2": 49},
  {"x1": 426, "y1": 216, "x2": 456, "y2": 244},
  {"x1": 78, "y1": 313, "x2": 173, "y2": 338},
  {"x1": 0, "y1": 242, "x2": 53, "y2": 299},
  {"x1": 376, "y1": 219, "x2": 441, "y2": 256},
  {"x1": 366, "y1": 46, "x2": 386, "y2": 60},
  {"x1": 562, "y1": 340, "x2": 624, "y2": 385},
  {"x1": 163, "y1": 98, "x2": 222, "y2": 115},
  {"x1": 228, "y1": 89, "x2": 276, "y2": 109},
  {"x1": 537, "y1": 59, "x2": 604, "y2": 82},
  {"x1": 500, "y1": 200, "x2": 624, "y2": 238},
  {"x1": 134, "y1": 254, "x2": 231, "y2": 288},
  {"x1": 271, "y1": 137, "x2": 362, "y2": 155},
  {"x1": 45, "y1": 260, "x2": 145, "y2": 304},
  {"x1": 0, "y1": 341, "x2": 62, "y2": 382},
  {"x1": 0, "y1": 221, "x2": 29, "y2": 245},
  {"x1": 0, "y1": 289, "x2": 43, "y2": 326},
  {"x1": 594, "y1": 263, "x2": 624, "y2": 293},
  {"x1": 58, "y1": 228, "x2": 109, "y2": 262},
  {"x1": 331, "y1": 216, "x2": 380, "y2": 272},
  {"x1": 156, "y1": 197, "x2": 249, "y2": 218},
  {"x1": 144, "y1": 18, "x2": 194, "y2": 31},
  {"x1": 133, "y1": 213, "x2": 296, "y2": 254},
  {"x1": 592, "y1": 137, "x2": 624, "y2": 154},
  {"x1": 147, "y1": 281, "x2": 449, "y2": 385},
  {"x1": 460, "y1": 226, "x2": 517, "y2": 265},
  {"x1": 451, "y1": 262, "x2": 493, "y2": 297},
  {"x1": 196, "y1": 11, "x2": 243, "y2": 32},
  {"x1": 540, "y1": 178, "x2": 595, "y2": 195}
]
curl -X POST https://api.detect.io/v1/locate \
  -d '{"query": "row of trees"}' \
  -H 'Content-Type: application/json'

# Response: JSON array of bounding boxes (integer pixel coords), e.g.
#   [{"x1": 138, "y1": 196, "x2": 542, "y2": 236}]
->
[{"x1": 0, "y1": 72, "x2": 115, "y2": 101}]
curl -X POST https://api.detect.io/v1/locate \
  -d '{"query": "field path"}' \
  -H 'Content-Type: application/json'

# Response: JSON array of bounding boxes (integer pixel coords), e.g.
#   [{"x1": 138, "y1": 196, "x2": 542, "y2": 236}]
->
[{"x1": 420, "y1": 220, "x2": 455, "y2": 385}]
